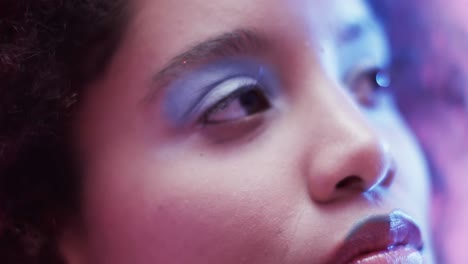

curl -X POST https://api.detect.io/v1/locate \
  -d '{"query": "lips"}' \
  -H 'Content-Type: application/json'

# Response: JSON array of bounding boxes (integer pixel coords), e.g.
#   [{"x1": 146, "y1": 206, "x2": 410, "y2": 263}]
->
[{"x1": 328, "y1": 210, "x2": 424, "y2": 264}]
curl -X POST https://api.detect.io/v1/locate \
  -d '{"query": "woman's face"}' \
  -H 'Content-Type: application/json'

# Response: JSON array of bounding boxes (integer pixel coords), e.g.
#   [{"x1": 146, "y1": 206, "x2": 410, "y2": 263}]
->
[{"x1": 65, "y1": 0, "x2": 434, "y2": 263}]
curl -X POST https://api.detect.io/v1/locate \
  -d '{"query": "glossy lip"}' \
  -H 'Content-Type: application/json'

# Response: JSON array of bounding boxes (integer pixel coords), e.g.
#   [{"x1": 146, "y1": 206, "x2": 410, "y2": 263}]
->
[{"x1": 327, "y1": 210, "x2": 423, "y2": 264}]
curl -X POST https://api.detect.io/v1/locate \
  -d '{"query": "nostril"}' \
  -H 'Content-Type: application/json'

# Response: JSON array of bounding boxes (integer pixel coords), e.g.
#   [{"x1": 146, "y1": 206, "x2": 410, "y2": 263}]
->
[{"x1": 335, "y1": 175, "x2": 364, "y2": 190}]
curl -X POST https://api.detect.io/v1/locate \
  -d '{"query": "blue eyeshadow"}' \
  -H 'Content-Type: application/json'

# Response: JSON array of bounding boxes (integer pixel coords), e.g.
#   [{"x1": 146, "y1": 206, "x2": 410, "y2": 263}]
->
[{"x1": 163, "y1": 58, "x2": 279, "y2": 126}]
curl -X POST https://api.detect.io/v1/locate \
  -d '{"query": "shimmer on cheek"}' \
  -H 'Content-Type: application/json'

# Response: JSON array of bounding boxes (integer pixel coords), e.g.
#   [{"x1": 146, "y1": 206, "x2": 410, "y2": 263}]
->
[{"x1": 162, "y1": 58, "x2": 279, "y2": 126}]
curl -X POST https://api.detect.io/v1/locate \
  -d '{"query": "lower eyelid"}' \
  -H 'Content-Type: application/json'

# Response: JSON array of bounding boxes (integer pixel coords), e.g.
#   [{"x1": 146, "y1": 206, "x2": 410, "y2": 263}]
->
[{"x1": 200, "y1": 113, "x2": 267, "y2": 144}]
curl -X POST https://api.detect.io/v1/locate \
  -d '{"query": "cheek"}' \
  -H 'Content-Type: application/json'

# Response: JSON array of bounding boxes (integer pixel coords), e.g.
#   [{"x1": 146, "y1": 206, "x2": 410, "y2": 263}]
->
[
  {"x1": 80, "y1": 147, "x2": 303, "y2": 264},
  {"x1": 368, "y1": 105, "x2": 431, "y2": 228},
  {"x1": 366, "y1": 99, "x2": 430, "y2": 200},
  {"x1": 387, "y1": 119, "x2": 430, "y2": 206}
]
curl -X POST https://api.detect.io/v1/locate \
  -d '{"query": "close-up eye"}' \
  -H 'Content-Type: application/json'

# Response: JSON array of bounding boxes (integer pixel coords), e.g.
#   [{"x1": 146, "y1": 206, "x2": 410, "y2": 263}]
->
[
  {"x1": 350, "y1": 68, "x2": 391, "y2": 108},
  {"x1": 200, "y1": 77, "x2": 272, "y2": 124}
]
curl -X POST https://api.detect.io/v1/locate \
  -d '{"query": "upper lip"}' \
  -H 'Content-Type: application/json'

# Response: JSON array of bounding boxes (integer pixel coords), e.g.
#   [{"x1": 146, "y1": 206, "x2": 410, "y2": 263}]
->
[{"x1": 327, "y1": 210, "x2": 423, "y2": 264}]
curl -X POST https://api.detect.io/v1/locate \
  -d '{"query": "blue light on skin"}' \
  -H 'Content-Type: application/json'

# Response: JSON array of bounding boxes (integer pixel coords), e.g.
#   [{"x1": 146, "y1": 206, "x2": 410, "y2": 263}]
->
[
  {"x1": 315, "y1": 0, "x2": 390, "y2": 86},
  {"x1": 162, "y1": 58, "x2": 281, "y2": 127},
  {"x1": 334, "y1": 19, "x2": 389, "y2": 82}
]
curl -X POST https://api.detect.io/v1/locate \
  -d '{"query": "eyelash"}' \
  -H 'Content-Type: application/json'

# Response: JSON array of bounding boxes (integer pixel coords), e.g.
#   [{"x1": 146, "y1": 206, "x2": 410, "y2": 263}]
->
[
  {"x1": 200, "y1": 80, "x2": 271, "y2": 124},
  {"x1": 197, "y1": 68, "x2": 389, "y2": 120}
]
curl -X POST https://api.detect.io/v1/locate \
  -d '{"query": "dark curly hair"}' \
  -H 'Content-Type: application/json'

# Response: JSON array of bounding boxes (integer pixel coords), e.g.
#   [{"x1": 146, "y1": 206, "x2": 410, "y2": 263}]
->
[{"x1": 0, "y1": 1, "x2": 127, "y2": 263}]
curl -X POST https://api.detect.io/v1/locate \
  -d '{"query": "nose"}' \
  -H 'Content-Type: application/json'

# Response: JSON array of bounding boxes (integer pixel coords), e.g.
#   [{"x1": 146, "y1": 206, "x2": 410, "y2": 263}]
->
[{"x1": 304, "y1": 87, "x2": 394, "y2": 203}]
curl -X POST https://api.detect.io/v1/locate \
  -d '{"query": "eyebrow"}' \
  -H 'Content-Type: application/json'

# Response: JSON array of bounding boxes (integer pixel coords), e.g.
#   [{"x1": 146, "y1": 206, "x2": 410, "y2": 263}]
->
[{"x1": 149, "y1": 29, "x2": 269, "y2": 96}]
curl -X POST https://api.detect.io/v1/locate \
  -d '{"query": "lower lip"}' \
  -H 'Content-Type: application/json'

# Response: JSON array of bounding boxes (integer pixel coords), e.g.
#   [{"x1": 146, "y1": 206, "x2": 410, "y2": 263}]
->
[{"x1": 350, "y1": 246, "x2": 423, "y2": 264}]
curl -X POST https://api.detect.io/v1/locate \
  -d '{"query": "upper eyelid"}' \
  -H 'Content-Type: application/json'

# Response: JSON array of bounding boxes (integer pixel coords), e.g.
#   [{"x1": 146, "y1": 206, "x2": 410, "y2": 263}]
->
[
  {"x1": 161, "y1": 58, "x2": 278, "y2": 126},
  {"x1": 189, "y1": 64, "x2": 276, "y2": 119},
  {"x1": 344, "y1": 62, "x2": 387, "y2": 86},
  {"x1": 144, "y1": 29, "x2": 269, "y2": 104},
  {"x1": 188, "y1": 76, "x2": 262, "y2": 121}
]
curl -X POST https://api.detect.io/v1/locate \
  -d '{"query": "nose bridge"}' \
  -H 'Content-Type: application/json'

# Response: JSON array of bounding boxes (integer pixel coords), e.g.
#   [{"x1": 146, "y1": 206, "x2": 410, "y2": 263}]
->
[
  {"x1": 310, "y1": 73, "x2": 377, "y2": 142},
  {"x1": 302, "y1": 76, "x2": 391, "y2": 203}
]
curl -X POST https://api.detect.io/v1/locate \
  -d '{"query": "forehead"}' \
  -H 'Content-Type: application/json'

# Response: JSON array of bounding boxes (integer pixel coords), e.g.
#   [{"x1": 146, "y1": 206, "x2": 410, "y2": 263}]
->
[
  {"x1": 120, "y1": 0, "x2": 385, "y2": 84},
  {"x1": 307, "y1": 0, "x2": 374, "y2": 36},
  {"x1": 128, "y1": 0, "x2": 375, "y2": 40}
]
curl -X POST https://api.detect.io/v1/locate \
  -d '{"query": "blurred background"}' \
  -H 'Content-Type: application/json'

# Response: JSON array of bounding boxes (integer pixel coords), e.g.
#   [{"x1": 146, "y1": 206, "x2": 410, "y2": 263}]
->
[{"x1": 371, "y1": 0, "x2": 468, "y2": 263}]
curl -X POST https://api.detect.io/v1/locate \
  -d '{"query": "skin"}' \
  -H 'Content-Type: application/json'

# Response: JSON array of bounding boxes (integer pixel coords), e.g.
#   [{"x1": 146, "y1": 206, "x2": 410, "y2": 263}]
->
[{"x1": 60, "y1": 0, "x2": 434, "y2": 263}]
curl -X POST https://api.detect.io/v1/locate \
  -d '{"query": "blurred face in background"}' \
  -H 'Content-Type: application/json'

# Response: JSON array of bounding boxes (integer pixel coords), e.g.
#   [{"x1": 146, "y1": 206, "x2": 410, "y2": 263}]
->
[
  {"x1": 377, "y1": 0, "x2": 468, "y2": 262},
  {"x1": 60, "y1": 0, "x2": 435, "y2": 263},
  {"x1": 433, "y1": 2, "x2": 468, "y2": 263}
]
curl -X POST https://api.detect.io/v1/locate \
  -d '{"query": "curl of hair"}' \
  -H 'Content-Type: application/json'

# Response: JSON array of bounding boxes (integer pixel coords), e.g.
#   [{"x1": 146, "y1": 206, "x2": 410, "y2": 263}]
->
[{"x1": 0, "y1": 1, "x2": 125, "y2": 263}]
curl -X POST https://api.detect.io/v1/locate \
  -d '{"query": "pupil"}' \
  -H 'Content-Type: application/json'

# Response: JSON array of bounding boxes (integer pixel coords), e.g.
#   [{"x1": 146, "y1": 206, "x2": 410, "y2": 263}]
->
[{"x1": 239, "y1": 89, "x2": 270, "y2": 114}]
